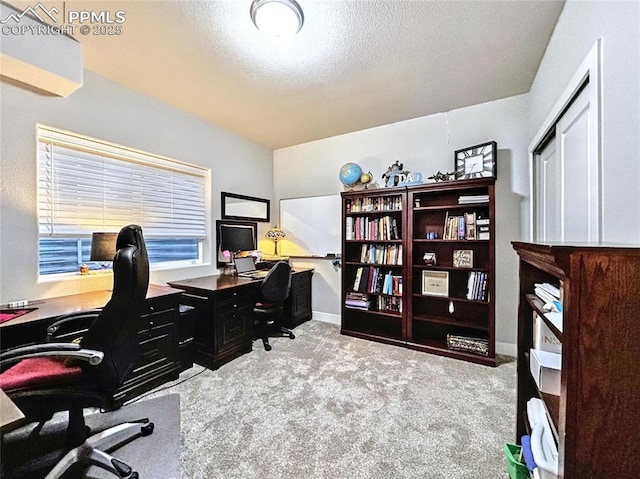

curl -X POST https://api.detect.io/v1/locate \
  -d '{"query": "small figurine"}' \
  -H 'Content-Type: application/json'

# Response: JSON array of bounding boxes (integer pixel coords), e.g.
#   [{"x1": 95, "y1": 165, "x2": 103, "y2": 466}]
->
[
  {"x1": 382, "y1": 160, "x2": 408, "y2": 187},
  {"x1": 423, "y1": 252, "x2": 437, "y2": 266},
  {"x1": 428, "y1": 170, "x2": 456, "y2": 182}
]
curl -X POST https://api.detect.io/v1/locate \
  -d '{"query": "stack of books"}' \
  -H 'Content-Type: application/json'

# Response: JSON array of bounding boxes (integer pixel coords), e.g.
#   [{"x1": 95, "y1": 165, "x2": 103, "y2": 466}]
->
[
  {"x1": 476, "y1": 216, "x2": 490, "y2": 240},
  {"x1": 458, "y1": 194, "x2": 489, "y2": 204},
  {"x1": 534, "y1": 282, "x2": 561, "y2": 308},
  {"x1": 534, "y1": 282, "x2": 563, "y2": 332},
  {"x1": 345, "y1": 292, "x2": 373, "y2": 310}
]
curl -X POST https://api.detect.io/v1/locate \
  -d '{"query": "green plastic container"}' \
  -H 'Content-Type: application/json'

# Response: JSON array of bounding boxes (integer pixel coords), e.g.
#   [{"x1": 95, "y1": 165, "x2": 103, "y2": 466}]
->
[{"x1": 504, "y1": 443, "x2": 530, "y2": 479}]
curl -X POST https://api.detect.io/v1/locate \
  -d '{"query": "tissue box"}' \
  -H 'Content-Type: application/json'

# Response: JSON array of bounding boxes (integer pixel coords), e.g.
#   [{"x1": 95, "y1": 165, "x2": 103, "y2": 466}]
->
[{"x1": 530, "y1": 348, "x2": 561, "y2": 395}]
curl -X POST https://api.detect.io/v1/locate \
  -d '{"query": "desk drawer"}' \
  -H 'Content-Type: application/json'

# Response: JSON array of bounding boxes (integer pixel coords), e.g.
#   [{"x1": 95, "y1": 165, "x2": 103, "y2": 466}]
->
[
  {"x1": 215, "y1": 286, "x2": 257, "y2": 311},
  {"x1": 216, "y1": 308, "x2": 251, "y2": 351},
  {"x1": 128, "y1": 323, "x2": 177, "y2": 382}
]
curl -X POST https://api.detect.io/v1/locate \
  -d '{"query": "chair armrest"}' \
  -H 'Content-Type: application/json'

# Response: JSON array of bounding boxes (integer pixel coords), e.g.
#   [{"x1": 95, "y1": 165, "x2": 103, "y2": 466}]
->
[
  {"x1": 46, "y1": 310, "x2": 101, "y2": 342},
  {"x1": 0, "y1": 343, "x2": 104, "y2": 368}
]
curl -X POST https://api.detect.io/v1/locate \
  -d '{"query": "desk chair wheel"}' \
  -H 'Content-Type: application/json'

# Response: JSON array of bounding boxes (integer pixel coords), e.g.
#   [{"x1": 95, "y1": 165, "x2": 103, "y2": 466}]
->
[{"x1": 289, "y1": 333, "x2": 295, "y2": 339}]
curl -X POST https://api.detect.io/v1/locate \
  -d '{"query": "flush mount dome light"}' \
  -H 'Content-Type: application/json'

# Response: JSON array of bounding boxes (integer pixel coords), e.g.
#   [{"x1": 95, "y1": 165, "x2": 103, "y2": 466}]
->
[{"x1": 250, "y1": 0, "x2": 304, "y2": 38}]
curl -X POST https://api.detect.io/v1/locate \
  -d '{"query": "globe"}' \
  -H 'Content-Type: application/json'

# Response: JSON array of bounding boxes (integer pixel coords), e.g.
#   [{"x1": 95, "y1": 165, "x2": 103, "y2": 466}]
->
[{"x1": 339, "y1": 163, "x2": 363, "y2": 187}]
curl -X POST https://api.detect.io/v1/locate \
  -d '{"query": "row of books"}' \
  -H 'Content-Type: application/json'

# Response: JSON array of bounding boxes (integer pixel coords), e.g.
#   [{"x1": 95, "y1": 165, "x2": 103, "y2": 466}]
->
[
  {"x1": 352, "y1": 266, "x2": 403, "y2": 296},
  {"x1": 378, "y1": 296, "x2": 402, "y2": 313},
  {"x1": 345, "y1": 216, "x2": 400, "y2": 241},
  {"x1": 344, "y1": 292, "x2": 402, "y2": 313},
  {"x1": 346, "y1": 196, "x2": 402, "y2": 213},
  {"x1": 458, "y1": 194, "x2": 489, "y2": 204},
  {"x1": 359, "y1": 243, "x2": 403, "y2": 265},
  {"x1": 442, "y1": 212, "x2": 490, "y2": 240},
  {"x1": 466, "y1": 271, "x2": 489, "y2": 301}
]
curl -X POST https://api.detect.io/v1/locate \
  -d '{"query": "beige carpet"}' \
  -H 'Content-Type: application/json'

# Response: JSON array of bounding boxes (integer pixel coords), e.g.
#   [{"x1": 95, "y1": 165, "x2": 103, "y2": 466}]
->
[{"x1": 148, "y1": 320, "x2": 516, "y2": 479}]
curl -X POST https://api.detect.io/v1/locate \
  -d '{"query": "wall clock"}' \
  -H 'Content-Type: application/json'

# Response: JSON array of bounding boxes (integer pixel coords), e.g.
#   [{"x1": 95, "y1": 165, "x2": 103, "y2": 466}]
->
[{"x1": 454, "y1": 141, "x2": 497, "y2": 180}]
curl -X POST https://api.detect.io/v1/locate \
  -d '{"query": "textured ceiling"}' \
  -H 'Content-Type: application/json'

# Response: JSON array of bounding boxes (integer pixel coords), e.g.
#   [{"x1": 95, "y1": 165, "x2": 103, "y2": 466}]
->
[{"x1": 67, "y1": 1, "x2": 563, "y2": 149}]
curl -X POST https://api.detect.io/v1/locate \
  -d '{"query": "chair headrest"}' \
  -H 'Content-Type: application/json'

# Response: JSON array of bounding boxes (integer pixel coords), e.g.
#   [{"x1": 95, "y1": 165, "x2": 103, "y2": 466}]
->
[{"x1": 112, "y1": 224, "x2": 149, "y2": 303}]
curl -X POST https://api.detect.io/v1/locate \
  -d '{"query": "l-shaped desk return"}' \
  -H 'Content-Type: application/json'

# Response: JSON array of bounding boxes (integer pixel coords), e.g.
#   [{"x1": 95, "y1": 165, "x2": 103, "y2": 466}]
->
[{"x1": 167, "y1": 268, "x2": 313, "y2": 370}]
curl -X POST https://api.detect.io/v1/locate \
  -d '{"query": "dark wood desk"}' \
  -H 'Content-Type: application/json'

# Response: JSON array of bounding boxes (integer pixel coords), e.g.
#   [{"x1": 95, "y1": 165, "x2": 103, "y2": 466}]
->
[
  {"x1": 0, "y1": 285, "x2": 184, "y2": 406},
  {"x1": 168, "y1": 269, "x2": 313, "y2": 370}
]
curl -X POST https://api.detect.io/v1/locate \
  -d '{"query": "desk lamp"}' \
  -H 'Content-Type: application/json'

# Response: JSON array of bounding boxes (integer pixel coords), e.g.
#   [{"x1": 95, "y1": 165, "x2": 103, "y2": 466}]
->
[
  {"x1": 265, "y1": 226, "x2": 286, "y2": 256},
  {"x1": 90, "y1": 232, "x2": 118, "y2": 269}
]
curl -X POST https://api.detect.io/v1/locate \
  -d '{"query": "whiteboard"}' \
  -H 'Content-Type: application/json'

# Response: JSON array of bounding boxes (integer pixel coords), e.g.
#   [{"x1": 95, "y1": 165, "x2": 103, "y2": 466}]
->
[{"x1": 279, "y1": 195, "x2": 341, "y2": 257}]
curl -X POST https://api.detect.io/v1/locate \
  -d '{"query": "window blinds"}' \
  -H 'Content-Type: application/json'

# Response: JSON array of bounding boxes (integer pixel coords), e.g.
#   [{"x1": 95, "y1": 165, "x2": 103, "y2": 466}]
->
[{"x1": 37, "y1": 126, "x2": 207, "y2": 238}]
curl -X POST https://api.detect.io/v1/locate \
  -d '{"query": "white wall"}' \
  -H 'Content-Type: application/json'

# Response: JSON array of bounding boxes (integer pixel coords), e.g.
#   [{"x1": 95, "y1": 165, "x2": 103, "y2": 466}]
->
[
  {"x1": 0, "y1": 70, "x2": 273, "y2": 302},
  {"x1": 274, "y1": 95, "x2": 529, "y2": 353},
  {"x1": 527, "y1": 0, "x2": 640, "y2": 242}
]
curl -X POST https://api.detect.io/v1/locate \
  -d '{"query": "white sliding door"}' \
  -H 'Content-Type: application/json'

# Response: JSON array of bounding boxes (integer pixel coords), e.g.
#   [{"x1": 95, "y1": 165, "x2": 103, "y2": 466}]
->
[{"x1": 534, "y1": 86, "x2": 599, "y2": 242}]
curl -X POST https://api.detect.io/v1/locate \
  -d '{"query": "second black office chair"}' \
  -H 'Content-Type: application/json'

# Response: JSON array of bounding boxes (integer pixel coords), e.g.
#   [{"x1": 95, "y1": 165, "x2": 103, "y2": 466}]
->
[{"x1": 253, "y1": 261, "x2": 294, "y2": 351}]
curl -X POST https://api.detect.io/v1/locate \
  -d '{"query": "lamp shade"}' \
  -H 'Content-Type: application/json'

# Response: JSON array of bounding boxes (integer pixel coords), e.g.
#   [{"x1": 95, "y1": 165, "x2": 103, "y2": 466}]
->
[
  {"x1": 265, "y1": 226, "x2": 286, "y2": 255},
  {"x1": 90, "y1": 232, "x2": 118, "y2": 262},
  {"x1": 265, "y1": 226, "x2": 286, "y2": 240}
]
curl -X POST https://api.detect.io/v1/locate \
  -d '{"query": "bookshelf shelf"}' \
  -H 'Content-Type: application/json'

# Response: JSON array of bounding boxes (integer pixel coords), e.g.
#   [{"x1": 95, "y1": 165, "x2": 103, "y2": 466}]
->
[
  {"x1": 413, "y1": 202, "x2": 490, "y2": 212},
  {"x1": 525, "y1": 293, "x2": 563, "y2": 340},
  {"x1": 412, "y1": 239, "x2": 490, "y2": 243},
  {"x1": 412, "y1": 294, "x2": 490, "y2": 305},
  {"x1": 413, "y1": 313, "x2": 490, "y2": 330}
]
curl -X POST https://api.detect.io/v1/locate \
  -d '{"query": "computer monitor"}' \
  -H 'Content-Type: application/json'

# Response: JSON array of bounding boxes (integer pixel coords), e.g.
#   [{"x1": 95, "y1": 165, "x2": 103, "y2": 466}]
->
[
  {"x1": 221, "y1": 225, "x2": 255, "y2": 253},
  {"x1": 217, "y1": 221, "x2": 257, "y2": 267}
]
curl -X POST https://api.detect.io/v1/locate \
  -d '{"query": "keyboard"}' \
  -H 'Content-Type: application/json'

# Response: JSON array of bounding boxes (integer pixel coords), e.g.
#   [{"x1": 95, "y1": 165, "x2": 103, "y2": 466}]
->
[{"x1": 238, "y1": 270, "x2": 269, "y2": 280}]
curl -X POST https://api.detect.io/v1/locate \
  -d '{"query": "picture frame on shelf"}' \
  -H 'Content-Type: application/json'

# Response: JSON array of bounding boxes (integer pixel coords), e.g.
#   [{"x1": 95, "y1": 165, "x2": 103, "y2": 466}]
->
[
  {"x1": 454, "y1": 141, "x2": 497, "y2": 180},
  {"x1": 453, "y1": 249, "x2": 473, "y2": 268},
  {"x1": 422, "y1": 270, "x2": 449, "y2": 297}
]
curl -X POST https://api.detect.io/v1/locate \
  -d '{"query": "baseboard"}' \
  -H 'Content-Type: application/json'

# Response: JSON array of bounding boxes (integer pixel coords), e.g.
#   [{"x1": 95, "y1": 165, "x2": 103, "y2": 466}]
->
[
  {"x1": 496, "y1": 341, "x2": 517, "y2": 358},
  {"x1": 312, "y1": 312, "x2": 340, "y2": 326}
]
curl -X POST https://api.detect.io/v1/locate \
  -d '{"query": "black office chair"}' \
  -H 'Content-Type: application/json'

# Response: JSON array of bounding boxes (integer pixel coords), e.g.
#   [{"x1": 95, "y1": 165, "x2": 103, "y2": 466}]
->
[
  {"x1": 253, "y1": 261, "x2": 294, "y2": 351},
  {"x1": 0, "y1": 225, "x2": 152, "y2": 479}
]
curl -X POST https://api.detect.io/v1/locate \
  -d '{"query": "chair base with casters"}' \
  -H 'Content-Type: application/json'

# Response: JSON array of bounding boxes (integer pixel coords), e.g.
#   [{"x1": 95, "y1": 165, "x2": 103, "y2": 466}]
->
[
  {"x1": 44, "y1": 417, "x2": 154, "y2": 479},
  {"x1": 253, "y1": 303, "x2": 295, "y2": 351}
]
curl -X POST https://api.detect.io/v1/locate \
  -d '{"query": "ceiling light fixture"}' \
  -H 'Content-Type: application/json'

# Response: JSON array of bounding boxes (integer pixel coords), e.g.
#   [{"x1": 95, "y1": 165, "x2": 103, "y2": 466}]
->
[{"x1": 250, "y1": 0, "x2": 304, "y2": 39}]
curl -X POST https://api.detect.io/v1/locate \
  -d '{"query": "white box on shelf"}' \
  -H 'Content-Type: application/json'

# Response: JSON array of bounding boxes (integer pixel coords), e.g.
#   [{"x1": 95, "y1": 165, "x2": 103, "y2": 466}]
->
[
  {"x1": 534, "y1": 313, "x2": 562, "y2": 354},
  {"x1": 530, "y1": 348, "x2": 561, "y2": 395}
]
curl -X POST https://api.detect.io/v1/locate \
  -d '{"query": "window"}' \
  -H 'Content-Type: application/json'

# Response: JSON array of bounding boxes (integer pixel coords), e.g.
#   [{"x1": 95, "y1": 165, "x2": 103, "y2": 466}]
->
[{"x1": 37, "y1": 126, "x2": 208, "y2": 275}]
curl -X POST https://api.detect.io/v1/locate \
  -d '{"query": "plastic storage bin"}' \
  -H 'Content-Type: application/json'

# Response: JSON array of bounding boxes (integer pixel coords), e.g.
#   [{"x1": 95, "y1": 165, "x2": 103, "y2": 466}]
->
[{"x1": 504, "y1": 443, "x2": 529, "y2": 479}]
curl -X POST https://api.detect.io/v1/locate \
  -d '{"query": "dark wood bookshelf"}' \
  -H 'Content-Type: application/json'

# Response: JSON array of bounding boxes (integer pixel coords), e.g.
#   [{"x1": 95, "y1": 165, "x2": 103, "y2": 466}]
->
[
  {"x1": 513, "y1": 242, "x2": 640, "y2": 479},
  {"x1": 341, "y1": 179, "x2": 496, "y2": 366}
]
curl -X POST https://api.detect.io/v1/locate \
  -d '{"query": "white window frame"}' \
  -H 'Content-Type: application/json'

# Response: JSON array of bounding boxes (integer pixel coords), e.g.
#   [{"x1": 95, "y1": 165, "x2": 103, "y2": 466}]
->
[{"x1": 37, "y1": 125, "x2": 210, "y2": 276}]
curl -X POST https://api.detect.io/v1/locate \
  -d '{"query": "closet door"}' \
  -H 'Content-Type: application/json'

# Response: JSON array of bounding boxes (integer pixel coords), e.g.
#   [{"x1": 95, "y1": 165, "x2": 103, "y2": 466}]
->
[
  {"x1": 534, "y1": 86, "x2": 599, "y2": 242},
  {"x1": 535, "y1": 138, "x2": 559, "y2": 242}
]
